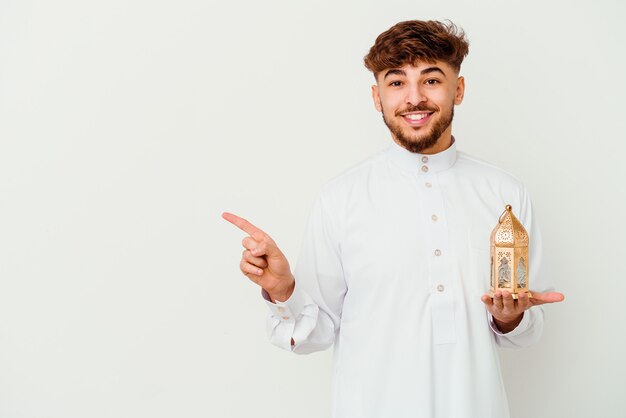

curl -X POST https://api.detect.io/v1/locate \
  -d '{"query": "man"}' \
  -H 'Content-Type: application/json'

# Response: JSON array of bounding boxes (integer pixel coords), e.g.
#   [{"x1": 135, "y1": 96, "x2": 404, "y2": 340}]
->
[{"x1": 223, "y1": 20, "x2": 563, "y2": 418}]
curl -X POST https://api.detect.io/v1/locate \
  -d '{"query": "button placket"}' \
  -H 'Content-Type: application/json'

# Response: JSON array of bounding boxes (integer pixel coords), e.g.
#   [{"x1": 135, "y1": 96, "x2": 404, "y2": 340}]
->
[
  {"x1": 417, "y1": 175, "x2": 448, "y2": 283},
  {"x1": 422, "y1": 174, "x2": 452, "y2": 300}
]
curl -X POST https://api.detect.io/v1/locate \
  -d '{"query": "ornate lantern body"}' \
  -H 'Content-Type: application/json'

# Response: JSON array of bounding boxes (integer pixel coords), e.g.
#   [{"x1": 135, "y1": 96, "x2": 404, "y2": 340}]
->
[{"x1": 489, "y1": 205, "x2": 531, "y2": 299}]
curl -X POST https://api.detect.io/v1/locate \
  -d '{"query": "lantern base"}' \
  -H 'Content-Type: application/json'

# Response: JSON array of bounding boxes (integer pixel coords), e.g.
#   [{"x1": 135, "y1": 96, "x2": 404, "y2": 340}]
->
[{"x1": 489, "y1": 290, "x2": 533, "y2": 299}]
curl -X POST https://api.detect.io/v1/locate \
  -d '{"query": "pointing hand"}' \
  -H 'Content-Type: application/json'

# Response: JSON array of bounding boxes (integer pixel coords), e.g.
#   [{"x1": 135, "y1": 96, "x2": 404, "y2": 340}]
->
[{"x1": 222, "y1": 212, "x2": 295, "y2": 302}]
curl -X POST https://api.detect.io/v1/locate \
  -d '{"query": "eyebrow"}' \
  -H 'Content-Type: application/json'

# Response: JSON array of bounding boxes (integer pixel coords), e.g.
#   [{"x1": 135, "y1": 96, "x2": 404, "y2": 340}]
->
[
  {"x1": 383, "y1": 69, "x2": 406, "y2": 80},
  {"x1": 383, "y1": 66, "x2": 447, "y2": 80},
  {"x1": 421, "y1": 66, "x2": 447, "y2": 78}
]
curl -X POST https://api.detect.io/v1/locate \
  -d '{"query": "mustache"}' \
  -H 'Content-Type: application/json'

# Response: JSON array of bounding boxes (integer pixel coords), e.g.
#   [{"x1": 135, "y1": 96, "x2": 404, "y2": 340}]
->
[{"x1": 395, "y1": 103, "x2": 437, "y2": 116}]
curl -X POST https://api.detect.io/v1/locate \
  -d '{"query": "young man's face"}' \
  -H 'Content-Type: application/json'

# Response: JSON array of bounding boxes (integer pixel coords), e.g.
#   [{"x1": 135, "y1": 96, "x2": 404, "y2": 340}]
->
[{"x1": 371, "y1": 60, "x2": 465, "y2": 154}]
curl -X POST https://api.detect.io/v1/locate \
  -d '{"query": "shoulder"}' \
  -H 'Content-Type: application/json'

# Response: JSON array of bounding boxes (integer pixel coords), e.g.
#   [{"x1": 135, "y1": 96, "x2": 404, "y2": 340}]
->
[
  {"x1": 317, "y1": 149, "x2": 388, "y2": 200},
  {"x1": 455, "y1": 151, "x2": 526, "y2": 191}
]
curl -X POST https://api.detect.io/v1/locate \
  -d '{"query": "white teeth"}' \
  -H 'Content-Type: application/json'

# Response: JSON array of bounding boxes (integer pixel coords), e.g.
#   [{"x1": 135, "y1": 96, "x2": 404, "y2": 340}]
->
[{"x1": 405, "y1": 113, "x2": 428, "y2": 121}]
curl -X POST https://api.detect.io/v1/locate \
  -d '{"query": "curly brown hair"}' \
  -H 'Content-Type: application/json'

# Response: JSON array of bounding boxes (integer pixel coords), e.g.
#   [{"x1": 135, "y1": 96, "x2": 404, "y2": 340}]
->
[{"x1": 364, "y1": 20, "x2": 469, "y2": 78}]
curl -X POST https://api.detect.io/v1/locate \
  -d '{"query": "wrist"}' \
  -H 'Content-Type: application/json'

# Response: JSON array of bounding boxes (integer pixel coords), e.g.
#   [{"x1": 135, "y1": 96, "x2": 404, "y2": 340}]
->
[
  {"x1": 493, "y1": 314, "x2": 523, "y2": 334},
  {"x1": 268, "y1": 279, "x2": 295, "y2": 303},
  {"x1": 494, "y1": 321, "x2": 516, "y2": 334}
]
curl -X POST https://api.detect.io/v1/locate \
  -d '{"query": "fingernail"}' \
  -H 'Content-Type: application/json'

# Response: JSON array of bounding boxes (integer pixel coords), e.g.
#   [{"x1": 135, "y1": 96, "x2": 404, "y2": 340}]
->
[{"x1": 252, "y1": 248, "x2": 259, "y2": 255}]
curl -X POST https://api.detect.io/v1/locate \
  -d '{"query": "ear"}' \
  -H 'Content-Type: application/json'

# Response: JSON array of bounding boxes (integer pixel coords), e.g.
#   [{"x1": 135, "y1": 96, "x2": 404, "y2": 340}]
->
[
  {"x1": 371, "y1": 84, "x2": 382, "y2": 112},
  {"x1": 454, "y1": 76, "x2": 465, "y2": 105}
]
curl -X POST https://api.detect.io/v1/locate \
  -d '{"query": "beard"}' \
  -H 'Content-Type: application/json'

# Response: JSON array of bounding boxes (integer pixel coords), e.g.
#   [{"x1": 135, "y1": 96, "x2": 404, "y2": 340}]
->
[{"x1": 382, "y1": 103, "x2": 454, "y2": 154}]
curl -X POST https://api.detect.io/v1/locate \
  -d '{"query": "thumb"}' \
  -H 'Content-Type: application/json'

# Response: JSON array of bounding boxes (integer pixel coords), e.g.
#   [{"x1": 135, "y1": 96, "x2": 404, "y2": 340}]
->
[
  {"x1": 252, "y1": 238, "x2": 283, "y2": 259},
  {"x1": 265, "y1": 241, "x2": 287, "y2": 261},
  {"x1": 530, "y1": 291, "x2": 565, "y2": 306}
]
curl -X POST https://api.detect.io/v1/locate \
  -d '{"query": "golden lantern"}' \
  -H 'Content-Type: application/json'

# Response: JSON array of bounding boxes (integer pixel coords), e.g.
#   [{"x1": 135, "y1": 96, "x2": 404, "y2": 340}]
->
[{"x1": 489, "y1": 205, "x2": 531, "y2": 299}]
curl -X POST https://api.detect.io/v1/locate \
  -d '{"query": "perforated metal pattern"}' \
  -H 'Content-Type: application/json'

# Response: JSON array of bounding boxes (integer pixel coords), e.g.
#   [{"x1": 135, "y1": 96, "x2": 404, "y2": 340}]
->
[
  {"x1": 495, "y1": 215, "x2": 515, "y2": 245},
  {"x1": 515, "y1": 229, "x2": 529, "y2": 245},
  {"x1": 493, "y1": 206, "x2": 528, "y2": 247}
]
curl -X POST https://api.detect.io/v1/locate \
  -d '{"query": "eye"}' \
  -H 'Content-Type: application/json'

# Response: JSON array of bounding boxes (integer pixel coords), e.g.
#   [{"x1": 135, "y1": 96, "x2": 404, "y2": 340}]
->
[
  {"x1": 425, "y1": 79, "x2": 440, "y2": 85},
  {"x1": 389, "y1": 80, "x2": 403, "y2": 87}
]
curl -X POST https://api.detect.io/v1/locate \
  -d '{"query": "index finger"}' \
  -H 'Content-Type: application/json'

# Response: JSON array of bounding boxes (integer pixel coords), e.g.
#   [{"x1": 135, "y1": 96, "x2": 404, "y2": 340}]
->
[{"x1": 222, "y1": 212, "x2": 267, "y2": 241}]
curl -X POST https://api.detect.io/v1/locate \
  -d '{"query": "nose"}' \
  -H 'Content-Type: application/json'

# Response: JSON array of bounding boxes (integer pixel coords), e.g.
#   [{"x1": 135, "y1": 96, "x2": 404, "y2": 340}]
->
[{"x1": 406, "y1": 84, "x2": 426, "y2": 106}]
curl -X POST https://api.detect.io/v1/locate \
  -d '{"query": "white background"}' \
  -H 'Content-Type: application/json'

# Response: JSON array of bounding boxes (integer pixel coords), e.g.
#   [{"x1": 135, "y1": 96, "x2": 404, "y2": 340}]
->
[{"x1": 1, "y1": 0, "x2": 625, "y2": 417}]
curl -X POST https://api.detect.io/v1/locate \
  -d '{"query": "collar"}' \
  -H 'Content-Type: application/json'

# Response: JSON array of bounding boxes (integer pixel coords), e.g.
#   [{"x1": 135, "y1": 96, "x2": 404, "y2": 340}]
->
[{"x1": 386, "y1": 137, "x2": 457, "y2": 175}]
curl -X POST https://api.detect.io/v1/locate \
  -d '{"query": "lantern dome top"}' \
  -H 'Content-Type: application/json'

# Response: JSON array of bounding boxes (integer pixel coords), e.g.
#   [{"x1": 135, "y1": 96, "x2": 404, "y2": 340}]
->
[{"x1": 490, "y1": 205, "x2": 528, "y2": 247}]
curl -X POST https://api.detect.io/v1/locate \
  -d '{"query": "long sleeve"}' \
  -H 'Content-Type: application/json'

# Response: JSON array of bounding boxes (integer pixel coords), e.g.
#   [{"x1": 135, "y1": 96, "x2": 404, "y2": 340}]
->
[
  {"x1": 263, "y1": 192, "x2": 347, "y2": 354},
  {"x1": 489, "y1": 185, "x2": 548, "y2": 348}
]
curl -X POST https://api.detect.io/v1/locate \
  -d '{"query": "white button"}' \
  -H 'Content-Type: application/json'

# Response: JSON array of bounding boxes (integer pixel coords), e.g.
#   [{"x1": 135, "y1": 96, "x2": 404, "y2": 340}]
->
[
  {"x1": 277, "y1": 307, "x2": 285, "y2": 313},
  {"x1": 437, "y1": 284, "x2": 445, "y2": 292},
  {"x1": 425, "y1": 182, "x2": 432, "y2": 188},
  {"x1": 421, "y1": 156, "x2": 429, "y2": 163},
  {"x1": 421, "y1": 165, "x2": 429, "y2": 173},
  {"x1": 281, "y1": 316, "x2": 290, "y2": 320},
  {"x1": 434, "y1": 249, "x2": 442, "y2": 256},
  {"x1": 431, "y1": 214, "x2": 438, "y2": 221}
]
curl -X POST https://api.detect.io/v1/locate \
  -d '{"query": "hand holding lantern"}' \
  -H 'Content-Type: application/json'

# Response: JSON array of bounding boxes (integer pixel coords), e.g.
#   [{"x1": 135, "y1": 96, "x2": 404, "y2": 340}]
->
[{"x1": 480, "y1": 205, "x2": 564, "y2": 333}]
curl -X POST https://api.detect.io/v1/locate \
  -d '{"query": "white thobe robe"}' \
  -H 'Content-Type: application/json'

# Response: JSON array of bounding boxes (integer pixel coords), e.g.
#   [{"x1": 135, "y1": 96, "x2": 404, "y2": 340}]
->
[{"x1": 263, "y1": 139, "x2": 548, "y2": 418}]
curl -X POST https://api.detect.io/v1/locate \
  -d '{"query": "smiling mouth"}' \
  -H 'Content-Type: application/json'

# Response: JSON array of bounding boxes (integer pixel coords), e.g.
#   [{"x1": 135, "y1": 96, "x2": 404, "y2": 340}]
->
[{"x1": 401, "y1": 112, "x2": 433, "y2": 126}]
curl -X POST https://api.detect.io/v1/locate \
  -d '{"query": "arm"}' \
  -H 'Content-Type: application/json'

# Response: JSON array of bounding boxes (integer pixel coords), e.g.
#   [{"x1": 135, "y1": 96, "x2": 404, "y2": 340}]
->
[{"x1": 223, "y1": 195, "x2": 345, "y2": 354}]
